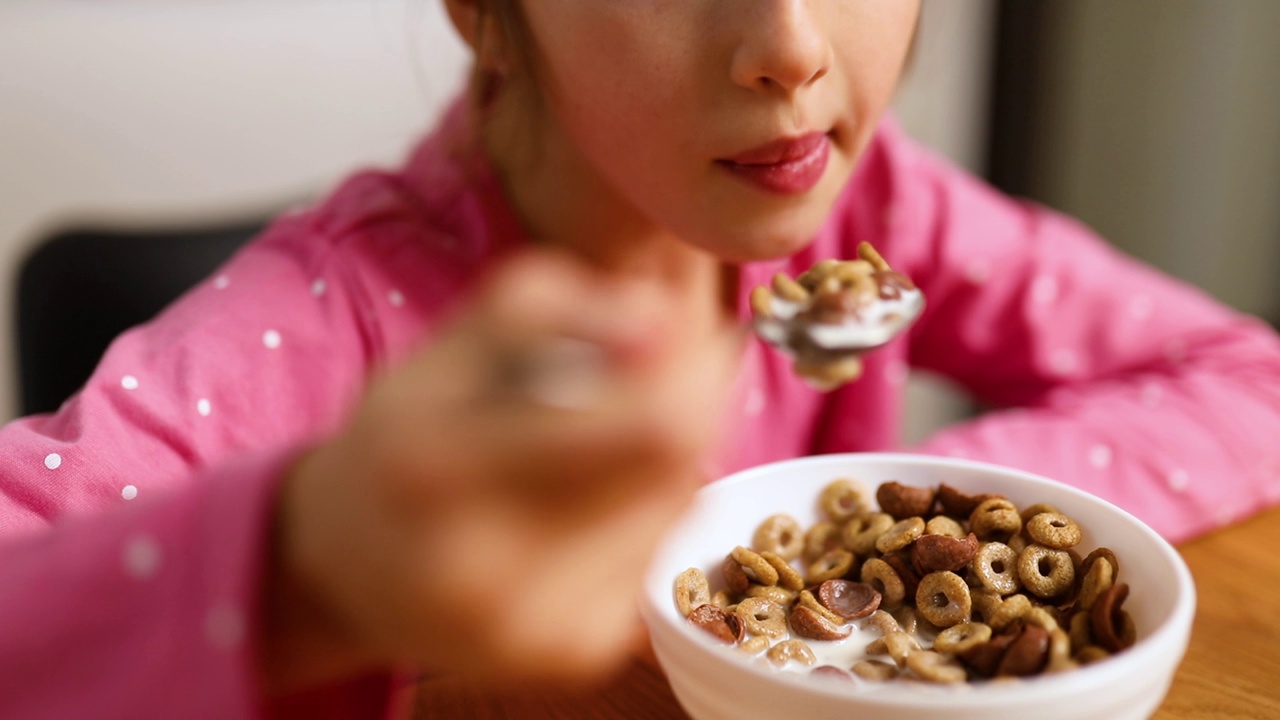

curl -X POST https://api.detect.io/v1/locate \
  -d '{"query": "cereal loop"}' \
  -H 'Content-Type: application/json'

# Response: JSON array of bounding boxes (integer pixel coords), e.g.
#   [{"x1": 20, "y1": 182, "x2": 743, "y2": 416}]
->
[
  {"x1": 1026, "y1": 512, "x2": 1083, "y2": 549},
  {"x1": 883, "y1": 632, "x2": 920, "y2": 666},
  {"x1": 847, "y1": 512, "x2": 894, "y2": 556},
  {"x1": 1081, "y1": 547, "x2": 1120, "y2": 584},
  {"x1": 969, "y1": 498, "x2": 1023, "y2": 542},
  {"x1": 971, "y1": 542, "x2": 1021, "y2": 595},
  {"x1": 875, "y1": 516, "x2": 925, "y2": 553},
  {"x1": 861, "y1": 558, "x2": 907, "y2": 610},
  {"x1": 1091, "y1": 582, "x2": 1137, "y2": 652},
  {"x1": 933, "y1": 622, "x2": 993, "y2": 655},
  {"x1": 868, "y1": 608, "x2": 903, "y2": 636},
  {"x1": 1045, "y1": 628, "x2": 1078, "y2": 673},
  {"x1": 852, "y1": 659, "x2": 899, "y2": 681},
  {"x1": 1019, "y1": 503, "x2": 1060, "y2": 526},
  {"x1": 735, "y1": 597, "x2": 788, "y2": 639},
  {"x1": 766, "y1": 639, "x2": 817, "y2": 668},
  {"x1": 915, "y1": 571, "x2": 972, "y2": 628},
  {"x1": 797, "y1": 589, "x2": 845, "y2": 626},
  {"x1": 744, "y1": 584, "x2": 796, "y2": 606},
  {"x1": 673, "y1": 567, "x2": 710, "y2": 617},
  {"x1": 907, "y1": 650, "x2": 967, "y2": 684},
  {"x1": 738, "y1": 635, "x2": 770, "y2": 655},
  {"x1": 789, "y1": 604, "x2": 852, "y2": 641},
  {"x1": 752, "y1": 514, "x2": 805, "y2": 561},
  {"x1": 1017, "y1": 544, "x2": 1076, "y2": 599},
  {"x1": 924, "y1": 515, "x2": 966, "y2": 538},
  {"x1": 759, "y1": 551, "x2": 805, "y2": 591},
  {"x1": 819, "y1": 478, "x2": 868, "y2": 521},
  {"x1": 985, "y1": 593, "x2": 1032, "y2": 631},
  {"x1": 804, "y1": 521, "x2": 842, "y2": 562},
  {"x1": 807, "y1": 548, "x2": 855, "y2": 584},
  {"x1": 1078, "y1": 555, "x2": 1115, "y2": 611}
]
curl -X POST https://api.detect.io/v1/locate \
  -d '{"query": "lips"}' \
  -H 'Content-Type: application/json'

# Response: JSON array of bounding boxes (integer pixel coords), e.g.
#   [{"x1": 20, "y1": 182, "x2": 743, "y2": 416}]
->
[{"x1": 716, "y1": 132, "x2": 831, "y2": 196}]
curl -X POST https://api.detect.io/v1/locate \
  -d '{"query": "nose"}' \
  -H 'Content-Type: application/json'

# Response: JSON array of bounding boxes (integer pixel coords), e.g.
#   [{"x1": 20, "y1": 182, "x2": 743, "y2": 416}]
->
[{"x1": 729, "y1": 0, "x2": 832, "y2": 96}]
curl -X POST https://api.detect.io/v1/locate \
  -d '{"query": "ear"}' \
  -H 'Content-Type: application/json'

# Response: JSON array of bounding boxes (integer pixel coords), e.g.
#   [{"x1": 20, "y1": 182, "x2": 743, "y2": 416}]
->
[{"x1": 443, "y1": 0, "x2": 507, "y2": 72}]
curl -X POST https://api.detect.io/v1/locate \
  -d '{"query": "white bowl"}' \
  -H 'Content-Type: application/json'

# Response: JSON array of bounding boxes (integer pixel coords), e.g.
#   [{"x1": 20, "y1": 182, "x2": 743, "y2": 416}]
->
[{"x1": 640, "y1": 453, "x2": 1196, "y2": 720}]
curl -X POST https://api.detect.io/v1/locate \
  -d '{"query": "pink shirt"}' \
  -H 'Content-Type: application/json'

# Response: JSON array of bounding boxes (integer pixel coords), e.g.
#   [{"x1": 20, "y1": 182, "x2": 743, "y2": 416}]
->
[{"x1": 3, "y1": 106, "x2": 1279, "y2": 717}]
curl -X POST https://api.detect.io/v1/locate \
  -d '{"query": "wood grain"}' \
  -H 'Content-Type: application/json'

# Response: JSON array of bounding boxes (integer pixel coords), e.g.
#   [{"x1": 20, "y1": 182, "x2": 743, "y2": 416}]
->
[{"x1": 413, "y1": 506, "x2": 1280, "y2": 719}]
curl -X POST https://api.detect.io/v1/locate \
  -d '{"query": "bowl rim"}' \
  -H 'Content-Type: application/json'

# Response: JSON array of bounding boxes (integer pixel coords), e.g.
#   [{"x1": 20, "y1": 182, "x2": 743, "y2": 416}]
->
[{"x1": 640, "y1": 452, "x2": 1198, "y2": 707}]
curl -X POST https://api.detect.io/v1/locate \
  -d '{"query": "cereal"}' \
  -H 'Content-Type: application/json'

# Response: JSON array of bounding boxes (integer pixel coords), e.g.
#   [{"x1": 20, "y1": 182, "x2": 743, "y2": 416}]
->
[
  {"x1": 882, "y1": 552, "x2": 922, "y2": 602},
  {"x1": 811, "y1": 665, "x2": 857, "y2": 683},
  {"x1": 1025, "y1": 512, "x2": 1083, "y2": 549},
  {"x1": 861, "y1": 558, "x2": 907, "y2": 610},
  {"x1": 983, "y1": 592, "x2": 1033, "y2": 632},
  {"x1": 933, "y1": 622, "x2": 992, "y2": 655},
  {"x1": 883, "y1": 631, "x2": 920, "y2": 666},
  {"x1": 1068, "y1": 610, "x2": 1094, "y2": 652},
  {"x1": 875, "y1": 516, "x2": 925, "y2": 553},
  {"x1": 1076, "y1": 645, "x2": 1111, "y2": 665},
  {"x1": 730, "y1": 545, "x2": 780, "y2": 586},
  {"x1": 1017, "y1": 544, "x2": 1076, "y2": 599},
  {"x1": 958, "y1": 632, "x2": 1016, "y2": 678},
  {"x1": 738, "y1": 635, "x2": 771, "y2": 655},
  {"x1": 1019, "y1": 502, "x2": 1060, "y2": 526},
  {"x1": 744, "y1": 583, "x2": 796, "y2": 606},
  {"x1": 760, "y1": 551, "x2": 806, "y2": 591},
  {"x1": 907, "y1": 650, "x2": 967, "y2": 684},
  {"x1": 803, "y1": 521, "x2": 842, "y2": 562},
  {"x1": 721, "y1": 554, "x2": 751, "y2": 595},
  {"x1": 996, "y1": 624, "x2": 1050, "y2": 677},
  {"x1": 937, "y1": 483, "x2": 1003, "y2": 519},
  {"x1": 817, "y1": 579, "x2": 882, "y2": 620},
  {"x1": 789, "y1": 604, "x2": 853, "y2": 641},
  {"x1": 970, "y1": 498, "x2": 1023, "y2": 542},
  {"x1": 771, "y1": 272, "x2": 809, "y2": 302},
  {"x1": 1077, "y1": 555, "x2": 1115, "y2": 611},
  {"x1": 852, "y1": 659, "x2": 899, "y2": 681},
  {"x1": 876, "y1": 481, "x2": 936, "y2": 520},
  {"x1": 1091, "y1": 582, "x2": 1137, "y2": 652},
  {"x1": 711, "y1": 589, "x2": 735, "y2": 611},
  {"x1": 1081, "y1": 547, "x2": 1120, "y2": 584},
  {"x1": 766, "y1": 639, "x2": 817, "y2": 668},
  {"x1": 911, "y1": 532, "x2": 979, "y2": 574},
  {"x1": 971, "y1": 541, "x2": 1021, "y2": 595},
  {"x1": 924, "y1": 515, "x2": 966, "y2": 538},
  {"x1": 687, "y1": 604, "x2": 745, "y2": 644},
  {"x1": 819, "y1": 478, "x2": 868, "y2": 521},
  {"x1": 752, "y1": 513, "x2": 805, "y2": 561},
  {"x1": 796, "y1": 589, "x2": 846, "y2": 626},
  {"x1": 845, "y1": 512, "x2": 894, "y2": 557},
  {"x1": 1045, "y1": 628, "x2": 1077, "y2": 673},
  {"x1": 915, "y1": 571, "x2": 972, "y2": 628},
  {"x1": 674, "y1": 567, "x2": 711, "y2": 617},
  {"x1": 807, "y1": 548, "x2": 856, "y2": 584},
  {"x1": 735, "y1": 597, "x2": 789, "y2": 639}
]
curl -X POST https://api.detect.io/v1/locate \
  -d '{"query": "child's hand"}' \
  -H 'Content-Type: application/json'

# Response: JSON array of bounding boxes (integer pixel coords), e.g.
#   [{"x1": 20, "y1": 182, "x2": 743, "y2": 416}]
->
[{"x1": 262, "y1": 251, "x2": 741, "y2": 692}]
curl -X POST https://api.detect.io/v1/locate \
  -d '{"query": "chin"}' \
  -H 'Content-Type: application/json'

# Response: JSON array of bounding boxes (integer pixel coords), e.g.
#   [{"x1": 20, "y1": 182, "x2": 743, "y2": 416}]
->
[{"x1": 707, "y1": 209, "x2": 830, "y2": 263}]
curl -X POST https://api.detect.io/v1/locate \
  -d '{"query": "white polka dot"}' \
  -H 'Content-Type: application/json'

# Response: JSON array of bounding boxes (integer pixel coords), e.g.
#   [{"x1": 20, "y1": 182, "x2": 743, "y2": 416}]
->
[
  {"x1": 262, "y1": 330, "x2": 282, "y2": 349},
  {"x1": 121, "y1": 485, "x2": 138, "y2": 500},
  {"x1": 1141, "y1": 383, "x2": 1163, "y2": 408},
  {"x1": 212, "y1": 275, "x2": 230, "y2": 290},
  {"x1": 1049, "y1": 349, "x2": 1079, "y2": 375},
  {"x1": 311, "y1": 279, "x2": 327, "y2": 297},
  {"x1": 123, "y1": 535, "x2": 162, "y2": 579},
  {"x1": 1167, "y1": 468, "x2": 1189, "y2": 493},
  {"x1": 44, "y1": 453, "x2": 62, "y2": 470},
  {"x1": 196, "y1": 398, "x2": 212, "y2": 416},
  {"x1": 744, "y1": 387, "x2": 766, "y2": 417},
  {"x1": 1088, "y1": 444, "x2": 1112, "y2": 469},
  {"x1": 1164, "y1": 339, "x2": 1188, "y2": 364},
  {"x1": 1128, "y1": 294, "x2": 1154, "y2": 321},
  {"x1": 885, "y1": 360, "x2": 909, "y2": 386},
  {"x1": 964, "y1": 259, "x2": 992, "y2": 285},
  {"x1": 1030, "y1": 275, "x2": 1059, "y2": 306},
  {"x1": 205, "y1": 604, "x2": 246, "y2": 650},
  {"x1": 121, "y1": 375, "x2": 139, "y2": 390},
  {"x1": 388, "y1": 290, "x2": 405, "y2": 307}
]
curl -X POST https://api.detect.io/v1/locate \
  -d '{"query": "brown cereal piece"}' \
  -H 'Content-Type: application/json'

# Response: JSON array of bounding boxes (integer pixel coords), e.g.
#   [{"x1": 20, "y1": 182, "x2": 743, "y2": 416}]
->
[
  {"x1": 752, "y1": 513, "x2": 805, "y2": 561},
  {"x1": 970, "y1": 498, "x2": 1023, "y2": 542},
  {"x1": 852, "y1": 659, "x2": 899, "y2": 681},
  {"x1": 759, "y1": 551, "x2": 805, "y2": 591},
  {"x1": 804, "y1": 521, "x2": 843, "y2": 562},
  {"x1": 1025, "y1": 512, "x2": 1083, "y2": 550},
  {"x1": 819, "y1": 478, "x2": 868, "y2": 521},
  {"x1": 674, "y1": 567, "x2": 711, "y2": 617},
  {"x1": 771, "y1": 272, "x2": 810, "y2": 302},
  {"x1": 1091, "y1": 582, "x2": 1137, "y2": 652},
  {"x1": 958, "y1": 632, "x2": 1016, "y2": 679},
  {"x1": 797, "y1": 589, "x2": 846, "y2": 626},
  {"x1": 846, "y1": 512, "x2": 894, "y2": 556},
  {"x1": 882, "y1": 552, "x2": 922, "y2": 602},
  {"x1": 1077, "y1": 555, "x2": 1115, "y2": 611},
  {"x1": 721, "y1": 554, "x2": 750, "y2": 595},
  {"x1": 915, "y1": 571, "x2": 972, "y2": 628},
  {"x1": 876, "y1": 481, "x2": 936, "y2": 520},
  {"x1": 933, "y1": 622, "x2": 993, "y2": 655},
  {"x1": 1081, "y1": 547, "x2": 1120, "y2": 584},
  {"x1": 687, "y1": 604, "x2": 745, "y2": 644},
  {"x1": 744, "y1": 583, "x2": 796, "y2": 606},
  {"x1": 735, "y1": 597, "x2": 789, "y2": 639},
  {"x1": 807, "y1": 548, "x2": 855, "y2": 584},
  {"x1": 789, "y1": 604, "x2": 853, "y2": 641},
  {"x1": 731, "y1": 545, "x2": 780, "y2": 587},
  {"x1": 907, "y1": 650, "x2": 967, "y2": 684},
  {"x1": 875, "y1": 516, "x2": 925, "y2": 553},
  {"x1": 858, "y1": 241, "x2": 893, "y2": 273},
  {"x1": 1045, "y1": 628, "x2": 1078, "y2": 673},
  {"x1": 817, "y1": 579, "x2": 882, "y2": 620},
  {"x1": 911, "y1": 532, "x2": 979, "y2": 574},
  {"x1": 1017, "y1": 545, "x2": 1076, "y2": 599},
  {"x1": 996, "y1": 624, "x2": 1050, "y2": 677},
  {"x1": 1076, "y1": 645, "x2": 1112, "y2": 665},
  {"x1": 766, "y1": 639, "x2": 817, "y2": 668},
  {"x1": 924, "y1": 515, "x2": 966, "y2": 538},
  {"x1": 936, "y1": 483, "x2": 1004, "y2": 519},
  {"x1": 984, "y1": 593, "x2": 1033, "y2": 631},
  {"x1": 861, "y1": 558, "x2": 907, "y2": 609},
  {"x1": 971, "y1": 541, "x2": 1021, "y2": 595},
  {"x1": 737, "y1": 635, "x2": 771, "y2": 655}
]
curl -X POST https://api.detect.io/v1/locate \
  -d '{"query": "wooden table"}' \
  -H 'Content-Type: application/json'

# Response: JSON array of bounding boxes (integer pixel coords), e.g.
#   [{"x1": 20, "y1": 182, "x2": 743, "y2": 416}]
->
[{"x1": 414, "y1": 506, "x2": 1280, "y2": 719}]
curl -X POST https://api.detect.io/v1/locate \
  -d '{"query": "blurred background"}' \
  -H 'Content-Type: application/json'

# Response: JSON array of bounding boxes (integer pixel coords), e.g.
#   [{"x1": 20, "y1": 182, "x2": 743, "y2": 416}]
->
[{"x1": 1, "y1": 0, "x2": 1278, "y2": 437}]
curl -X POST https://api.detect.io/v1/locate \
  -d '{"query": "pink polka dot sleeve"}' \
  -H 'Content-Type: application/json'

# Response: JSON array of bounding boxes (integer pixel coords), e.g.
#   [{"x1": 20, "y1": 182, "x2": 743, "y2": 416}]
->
[{"x1": 875, "y1": 122, "x2": 1280, "y2": 542}]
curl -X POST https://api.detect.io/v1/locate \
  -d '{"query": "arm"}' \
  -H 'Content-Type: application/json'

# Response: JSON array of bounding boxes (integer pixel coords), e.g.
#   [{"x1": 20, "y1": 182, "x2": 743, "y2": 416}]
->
[{"x1": 883, "y1": 124, "x2": 1280, "y2": 542}]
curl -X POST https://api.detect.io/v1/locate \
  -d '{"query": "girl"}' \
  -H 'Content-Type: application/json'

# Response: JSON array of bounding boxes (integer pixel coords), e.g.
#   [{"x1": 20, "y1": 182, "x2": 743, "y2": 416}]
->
[{"x1": 3, "y1": 1, "x2": 1279, "y2": 718}]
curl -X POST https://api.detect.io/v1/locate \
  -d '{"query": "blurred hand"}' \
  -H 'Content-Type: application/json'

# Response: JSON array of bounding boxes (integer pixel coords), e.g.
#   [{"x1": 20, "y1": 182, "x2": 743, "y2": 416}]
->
[{"x1": 263, "y1": 250, "x2": 742, "y2": 692}]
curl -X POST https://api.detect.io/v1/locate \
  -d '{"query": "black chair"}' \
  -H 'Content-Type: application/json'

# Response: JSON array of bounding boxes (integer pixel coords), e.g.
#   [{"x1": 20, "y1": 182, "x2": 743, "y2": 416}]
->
[{"x1": 15, "y1": 221, "x2": 264, "y2": 416}]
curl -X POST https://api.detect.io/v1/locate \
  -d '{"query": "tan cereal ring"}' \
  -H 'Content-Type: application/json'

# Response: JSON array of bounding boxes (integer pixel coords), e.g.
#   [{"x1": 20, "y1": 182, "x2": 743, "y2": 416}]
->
[
  {"x1": 797, "y1": 589, "x2": 845, "y2": 626},
  {"x1": 738, "y1": 635, "x2": 771, "y2": 655},
  {"x1": 734, "y1": 597, "x2": 789, "y2": 639},
  {"x1": 1045, "y1": 628, "x2": 1078, "y2": 673},
  {"x1": 1076, "y1": 645, "x2": 1111, "y2": 665},
  {"x1": 731, "y1": 545, "x2": 780, "y2": 587},
  {"x1": 868, "y1": 608, "x2": 903, "y2": 635},
  {"x1": 924, "y1": 515, "x2": 966, "y2": 538},
  {"x1": 771, "y1": 272, "x2": 810, "y2": 302},
  {"x1": 759, "y1": 551, "x2": 805, "y2": 591},
  {"x1": 1081, "y1": 547, "x2": 1120, "y2": 584},
  {"x1": 1077, "y1": 555, "x2": 1115, "y2": 612},
  {"x1": 847, "y1": 512, "x2": 895, "y2": 557},
  {"x1": 971, "y1": 541, "x2": 1021, "y2": 595},
  {"x1": 933, "y1": 622, "x2": 993, "y2": 655},
  {"x1": 883, "y1": 631, "x2": 920, "y2": 667},
  {"x1": 1068, "y1": 610, "x2": 1094, "y2": 652},
  {"x1": 1017, "y1": 545, "x2": 1076, "y2": 599},
  {"x1": 1019, "y1": 503, "x2": 1060, "y2": 526},
  {"x1": 970, "y1": 498, "x2": 1023, "y2": 542},
  {"x1": 804, "y1": 521, "x2": 843, "y2": 563},
  {"x1": 1006, "y1": 533, "x2": 1029, "y2": 554},
  {"x1": 766, "y1": 639, "x2": 817, "y2": 668},
  {"x1": 852, "y1": 659, "x2": 899, "y2": 681},
  {"x1": 711, "y1": 589, "x2": 735, "y2": 611},
  {"x1": 861, "y1": 558, "x2": 907, "y2": 609},
  {"x1": 748, "y1": 286, "x2": 774, "y2": 319},
  {"x1": 984, "y1": 593, "x2": 1032, "y2": 631},
  {"x1": 673, "y1": 567, "x2": 711, "y2": 617},
  {"x1": 875, "y1": 516, "x2": 926, "y2": 553},
  {"x1": 807, "y1": 548, "x2": 856, "y2": 584},
  {"x1": 906, "y1": 650, "x2": 967, "y2": 684},
  {"x1": 744, "y1": 584, "x2": 797, "y2": 606},
  {"x1": 820, "y1": 478, "x2": 869, "y2": 521},
  {"x1": 1025, "y1": 512, "x2": 1083, "y2": 549},
  {"x1": 752, "y1": 513, "x2": 806, "y2": 561},
  {"x1": 915, "y1": 571, "x2": 972, "y2": 628},
  {"x1": 797, "y1": 259, "x2": 842, "y2": 291},
  {"x1": 1024, "y1": 606, "x2": 1061, "y2": 633},
  {"x1": 858, "y1": 241, "x2": 893, "y2": 272},
  {"x1": 789, "y1": 604, "x2": 853, "y2": 641}
]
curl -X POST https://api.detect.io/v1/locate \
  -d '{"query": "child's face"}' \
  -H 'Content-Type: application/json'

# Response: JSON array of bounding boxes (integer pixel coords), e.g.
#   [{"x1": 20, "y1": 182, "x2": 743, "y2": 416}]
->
[{"x1": 512, "y1": 1, "x2": 921, "y2": 261}]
